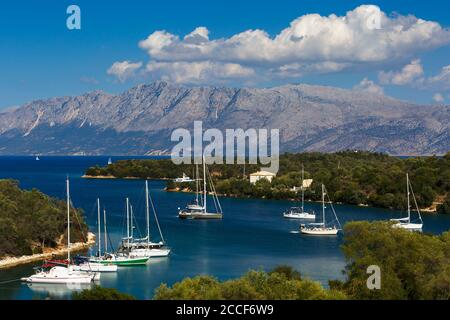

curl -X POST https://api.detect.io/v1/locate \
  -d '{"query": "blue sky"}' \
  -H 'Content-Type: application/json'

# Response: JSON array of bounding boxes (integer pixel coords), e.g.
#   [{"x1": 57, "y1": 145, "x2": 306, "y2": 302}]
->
[{"x1": 0, "y1": 0, "x2": 449, "y2": 109}]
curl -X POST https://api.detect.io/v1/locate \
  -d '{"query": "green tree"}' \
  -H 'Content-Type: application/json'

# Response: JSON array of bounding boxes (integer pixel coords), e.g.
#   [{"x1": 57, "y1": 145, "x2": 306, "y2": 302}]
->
[
  {"x1": 72, "y1": 286, "x2": 136, "y2": 300},
  {"x1": 340, "y1": 221, "x2": 450, "y2": 299}
]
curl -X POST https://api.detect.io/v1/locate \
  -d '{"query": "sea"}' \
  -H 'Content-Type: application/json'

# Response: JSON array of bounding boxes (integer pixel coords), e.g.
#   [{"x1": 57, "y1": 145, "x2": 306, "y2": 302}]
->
[{"x1": 0, "y1": 156, "x2": 449, "y2": 300}]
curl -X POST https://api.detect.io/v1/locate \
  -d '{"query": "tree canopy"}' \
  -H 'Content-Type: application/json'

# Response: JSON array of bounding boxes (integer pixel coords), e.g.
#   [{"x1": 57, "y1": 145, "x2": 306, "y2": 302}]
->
[
  {"x1": 0, "y1": 179, "x2": 88, "y2": 258},
  {"x1": 86, "y1": 151, "x2": 449, "y2": 211},
  {"x1": 335, "y1": 221, "x2": 450, "y2": 299},
  {"x1": 153, "y1": 266, "x2": 347, "y2": 300}
]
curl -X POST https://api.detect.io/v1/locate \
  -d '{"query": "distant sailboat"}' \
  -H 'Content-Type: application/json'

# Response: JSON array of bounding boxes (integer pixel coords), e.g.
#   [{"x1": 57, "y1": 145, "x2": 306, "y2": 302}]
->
[
  {"x1": 390, "y1": 173, "x2": 423, "y2": 231},
  {"x1": 22, "y1": 178, "x2": 100, "y2": 283},
  {"x1": 283, "y1": 165, "x2": 315, "y2": 220},
  {"x1": 107, "y1": 157, "x2": 112, "y2": 165},
  {"x1": 300, "y1": 184, "x2": 341, "y2": 235},
  {"x1": 178, "y1": 156, "x2": 223, "y2": 219},
  {"x1": 35, "y1": 155, "x2": 40, "y2": 161}
]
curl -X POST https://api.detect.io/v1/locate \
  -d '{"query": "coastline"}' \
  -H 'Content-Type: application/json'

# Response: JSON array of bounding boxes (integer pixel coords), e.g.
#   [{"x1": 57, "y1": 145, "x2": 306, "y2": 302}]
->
[
  {"x1": 0, "y1": 232, "x2": 96, "y2": 270},
  {"x1": 82, "y1": 175, "x2": 170, "y2": 180},
  {"x1": 87, "y1": 175, "x2": 440, "y2": 214},
  {"x1": 166, "y1": 187, "x2": 438, "y2": 213}
]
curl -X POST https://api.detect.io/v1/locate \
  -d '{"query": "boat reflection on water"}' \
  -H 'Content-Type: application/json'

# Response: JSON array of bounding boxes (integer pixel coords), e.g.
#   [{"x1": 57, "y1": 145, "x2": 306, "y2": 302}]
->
[{"x1": 26, "y1": 282, "x2": 93, "y2": 299}]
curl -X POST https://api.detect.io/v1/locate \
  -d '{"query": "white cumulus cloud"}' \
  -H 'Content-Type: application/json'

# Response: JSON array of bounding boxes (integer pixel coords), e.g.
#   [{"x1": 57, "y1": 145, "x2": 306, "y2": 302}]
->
[
  {"x1": 146, "y1": 61, "x2": 255, "y2": 84},
  {"x1": 379, "y1": 59, "x2": 424, "y2": 85},
  {"x1": 432, "y1": 93, "x2": 444, "y2": 103},
  {"x1": 107, "y1": 60, "x2": 143, "y2": 82},
  {"x1": 108, "y1": 5, "x2": 450, "y2": 85},
  {"x1": 426, "y1": 65, "x2": 450, "y2": 90},
  {"x1": 353, "y1": 78, "x2": 384, "y2": 95}
]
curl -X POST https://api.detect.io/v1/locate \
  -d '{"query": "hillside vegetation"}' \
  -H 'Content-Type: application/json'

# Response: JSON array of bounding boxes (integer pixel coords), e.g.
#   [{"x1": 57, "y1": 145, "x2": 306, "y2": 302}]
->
[
  {"x1": 151, "y1": 222, "x2": 450, "y2": 300},
  {"x1": 85, "y1": 151, "x2": 450, "y2": 211},
  {"x1": 0, "y1": 180, "x2": 88, "y2": 258}
]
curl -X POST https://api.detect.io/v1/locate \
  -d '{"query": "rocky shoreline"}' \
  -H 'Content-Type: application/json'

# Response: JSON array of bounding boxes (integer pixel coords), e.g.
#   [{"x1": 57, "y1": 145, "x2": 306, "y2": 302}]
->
[{"x1": 0, "y1": 232, "x2": 96, "y2": 270}]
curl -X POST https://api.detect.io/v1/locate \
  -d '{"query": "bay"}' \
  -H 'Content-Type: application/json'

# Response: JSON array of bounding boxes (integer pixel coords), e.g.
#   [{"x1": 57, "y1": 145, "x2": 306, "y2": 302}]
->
[{"x1": 0, "y1": 156, "x2": 449, "y2": 300}]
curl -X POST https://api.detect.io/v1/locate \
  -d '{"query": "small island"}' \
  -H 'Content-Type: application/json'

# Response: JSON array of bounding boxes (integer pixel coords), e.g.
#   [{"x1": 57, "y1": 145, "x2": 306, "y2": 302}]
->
[
  {"x1": 0, "y1": 180, "x2": 95, "y2": 269},
  {"x1": 84, "y1": 151, "x2": 450, "y2": 213}
]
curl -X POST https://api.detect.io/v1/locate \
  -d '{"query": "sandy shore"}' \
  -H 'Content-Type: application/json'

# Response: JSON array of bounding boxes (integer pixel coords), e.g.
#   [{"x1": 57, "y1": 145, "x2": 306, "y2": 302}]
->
[{"x1": 0, "y1": 232, "x2": 96, "y2": 270}]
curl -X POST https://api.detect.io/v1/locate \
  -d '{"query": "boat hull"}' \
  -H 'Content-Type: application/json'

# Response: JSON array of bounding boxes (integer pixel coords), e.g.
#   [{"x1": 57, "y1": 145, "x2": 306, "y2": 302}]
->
[
  {"x1": 73, "y1": 262, "x2": 118, "y2": 272},
  {"x1": 283, "y1": 212, "x2": 315, "y2": 220},
  {"x1": 22, "y1": 275, "x2": 94, "y2": 284},
  {"x1": 300, "y1": 227, "x2": 339, "y2": 235},
  {"x1": 179, "y1": 211, "x2": 223, "y2": 219},
  {"x1": 98, "y1": 257, "x2": 149, "y2": 266},
  {"x1": 130, "y1": 248, "x2": 171, "y2": 257}
]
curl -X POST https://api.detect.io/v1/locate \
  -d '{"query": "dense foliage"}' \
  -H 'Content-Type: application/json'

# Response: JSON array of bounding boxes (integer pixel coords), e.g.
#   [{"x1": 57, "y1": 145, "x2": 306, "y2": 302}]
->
[
  {"x1": 73, "y1": 222, "x2": 450, "y2": 300},
  {"x1": 0, "y1": 180, "x2": 88, "y2": 258},
  {"x1": 334, "y1": 221, "x2": 450, "y2": 299},
  {"x1": 85, "y1": 151, "x2": 449, "y2": 210},
  {"x1": 153, "y1": 266, "x2": 346, "y2": 300},
  {"x1": 72, "y1": 286, "x2": 136, "y2": 300},
  {"x1": 437, "y1": 194, "x2": 450, "y2": 214}
]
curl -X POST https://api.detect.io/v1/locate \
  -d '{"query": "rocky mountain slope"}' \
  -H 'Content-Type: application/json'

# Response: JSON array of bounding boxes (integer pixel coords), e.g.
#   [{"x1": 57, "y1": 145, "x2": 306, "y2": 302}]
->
[{"x1": 0, "y1": 81, "x2": 448, "y2": 155}]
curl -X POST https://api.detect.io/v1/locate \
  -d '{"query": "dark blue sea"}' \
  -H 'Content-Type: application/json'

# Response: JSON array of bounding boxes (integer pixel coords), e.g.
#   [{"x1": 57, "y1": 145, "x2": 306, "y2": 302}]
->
[{"x1": 0, "y1": 156, "x2": 449, "y2": 300}]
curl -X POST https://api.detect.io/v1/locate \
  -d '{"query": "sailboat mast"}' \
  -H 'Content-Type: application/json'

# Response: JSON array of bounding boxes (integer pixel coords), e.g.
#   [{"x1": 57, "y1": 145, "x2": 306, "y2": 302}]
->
[
  {"x1": 130, "y1": 204, "x2": 134, "y2": 240},
  {"x1": 203, "y1": 155, "x2": 207, "y2": 213},
  {"x1": 66, "y1": 178, "x2": 71, "y2": 262},
  {"x1": 126, "y1": 197, "x2": 130, "y2": 246},
  {"x1": 103, "y1": 209, "x2": 108, "y2": 253},
  {"x1": 145, "y1": 180, "x2": 150, "y2": 246},
  {"x1": 195, "y1": 164, "x2": 199, "y2": 205},
  {"x1": 407, "y1": 173, "x2": 411, "y2": 223},
  {"x1": 322, "y1": 184, "x2": 326, "y2": 225},
  {"x1": 97, "y1": 198, "x2": 101, "y2": 256},
  {"x1": 301, "y1": 165, "x2": 305, "y2": 212}
]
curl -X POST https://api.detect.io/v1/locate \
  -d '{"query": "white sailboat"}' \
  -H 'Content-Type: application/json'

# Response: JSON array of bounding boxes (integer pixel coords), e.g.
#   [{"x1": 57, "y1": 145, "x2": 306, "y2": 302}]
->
[
  {"x1": 120, "y1": 181, "x2": 171, "y2": 257},
  {"x1": 35, "y1": 155, "x2": 40, "y2": 161},
  {"x1": 73, "y1": 199, "x2": 118, "y2": 272},
  {"x1": 283, "y1": 165, "x2": 315, "y2": 220},
  {"x1": 178, "y1": 156, "x2": 223, "y2": 219},
  {"x1": 300, "y1": 184, "x2": 341, "y2": 235},
  {"x1": 107, "y1": 157, "x2": 112, "y2": 165},
  {"x1": 22, "y1": 178, "x2": 100, "y2": 284},
  {"x1": 97, "y1": 198, "x2": 150, "y2": 265},
  {"x1": 390, "y1": 173, "x2": 423, "y2": 231}
]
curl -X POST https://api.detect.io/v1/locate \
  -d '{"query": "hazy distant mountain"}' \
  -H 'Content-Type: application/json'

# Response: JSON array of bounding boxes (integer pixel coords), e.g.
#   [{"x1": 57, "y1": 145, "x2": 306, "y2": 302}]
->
[{"x1": 0, "y1": 81, "x2": 448, "y2": 155}]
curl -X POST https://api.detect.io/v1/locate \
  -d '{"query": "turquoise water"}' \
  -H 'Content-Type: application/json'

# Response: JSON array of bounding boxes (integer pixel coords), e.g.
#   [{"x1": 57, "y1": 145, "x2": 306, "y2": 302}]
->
[{"x1": 1, "y1": 156, "x2": 449, "y2": 300}]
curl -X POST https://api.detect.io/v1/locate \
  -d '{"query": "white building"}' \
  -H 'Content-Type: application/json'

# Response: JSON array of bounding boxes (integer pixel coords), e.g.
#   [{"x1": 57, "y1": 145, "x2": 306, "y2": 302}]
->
[
  {"x1": 249, "y1": 171, "x2": 276, "y2": 184},
  {"x1": 290, "y1": 179, "x2": 313, "y2": 192}
]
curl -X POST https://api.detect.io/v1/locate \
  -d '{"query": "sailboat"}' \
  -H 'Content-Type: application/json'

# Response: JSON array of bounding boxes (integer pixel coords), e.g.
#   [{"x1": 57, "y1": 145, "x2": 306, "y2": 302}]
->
[
  {"x1": 94, "y1": 198, "x2": 149, "y2": 266},
  {"x1": 178, "y1": 156, "x2": 223, "y2": 219},
  {"x1": 390, "y1": 173, "x2": 423, "y2": 231},
  {"x1": 73, "y1": 199, "x2": 118, "y2": 272},
  {"x1": 107, "y1": 157, "x2": 112, "y2": 165},
  {"x1": 119, "y1": 181, "x2": 171, "y2": 257},
  {"x1": 22, "y1": 178, "x2": 100, "y2": 284},
  {"x1": 35, "y1": 155, "x2": 40, "y2": 161},
  {"x1": 300, "y1": 184, "x2": 341, "y2": 235},
  {"x1": 283, "y1": 165, "x2": 315, "y2": 220}
]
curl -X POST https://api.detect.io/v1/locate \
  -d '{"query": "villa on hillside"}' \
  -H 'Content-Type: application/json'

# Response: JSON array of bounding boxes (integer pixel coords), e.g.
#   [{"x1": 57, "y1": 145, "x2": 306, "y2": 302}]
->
[
  {"x1": 290, "y1": 179, "x2": 313, "y2": 192},
  {"x1": 249, "y1": 171, "x2": 277, "y2": 184}
]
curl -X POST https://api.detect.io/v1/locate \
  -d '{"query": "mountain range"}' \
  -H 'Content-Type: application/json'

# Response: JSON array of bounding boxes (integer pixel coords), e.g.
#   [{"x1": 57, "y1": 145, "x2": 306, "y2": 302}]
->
[{"x1": 0, "y1": 81, "x2": 448, "y2": 155}]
